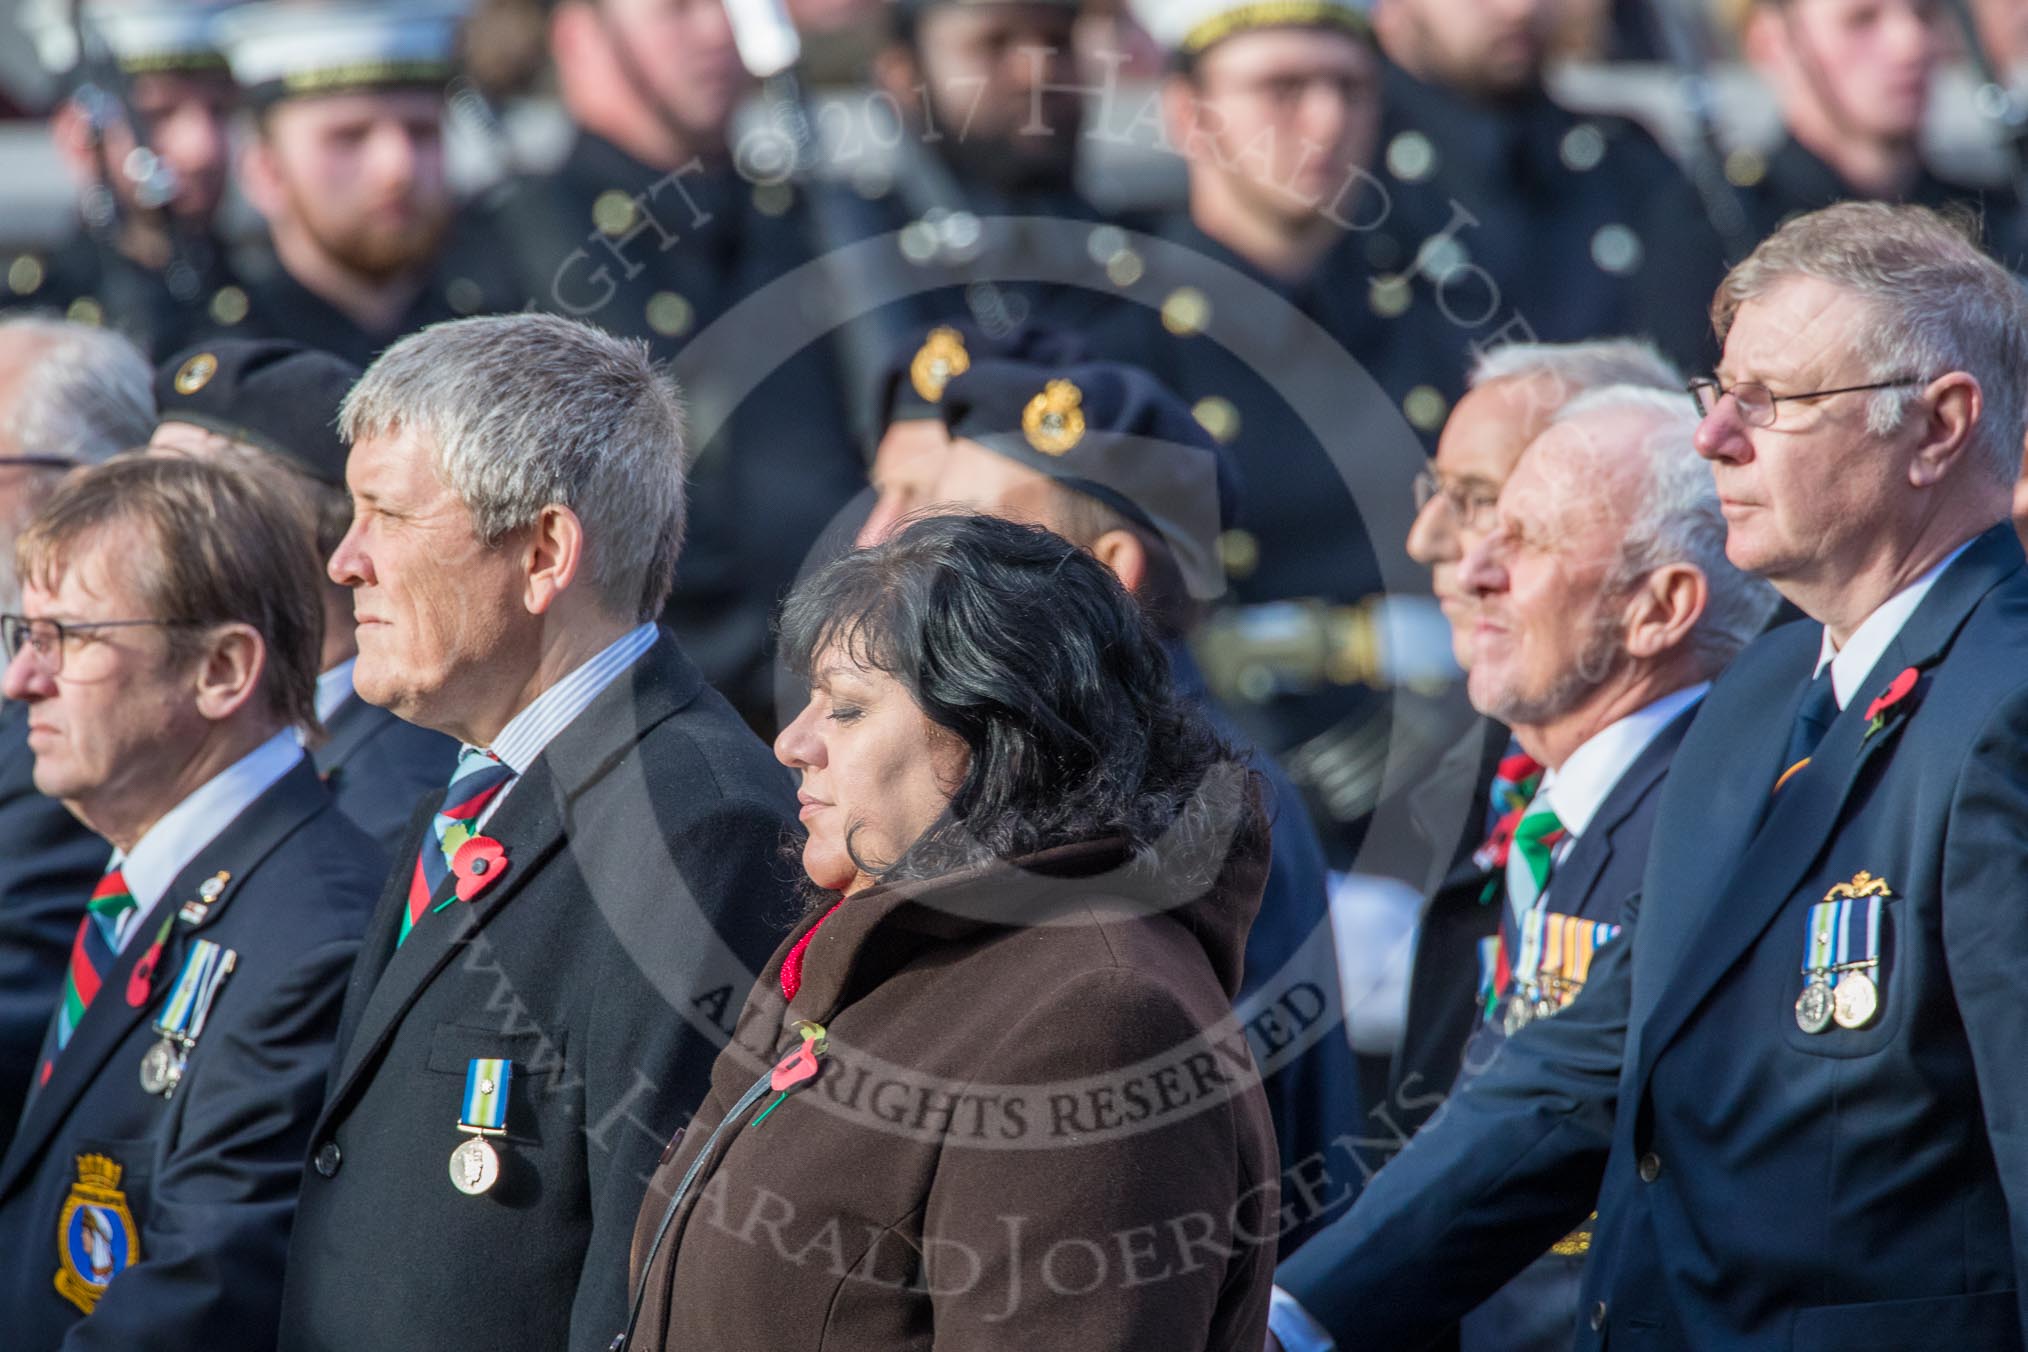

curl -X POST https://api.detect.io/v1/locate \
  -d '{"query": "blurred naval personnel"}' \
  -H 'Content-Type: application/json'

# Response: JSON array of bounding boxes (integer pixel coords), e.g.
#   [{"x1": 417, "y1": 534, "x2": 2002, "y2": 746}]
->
[
  {"x1": 7, "y1": 0, "x2": 249, "y2": 358},
  {"x1": 855, "y1": 318, "x2": 1088, "y2": 548},
  {"x1": 477, "y1": 0, "x2": 867, "y2": 735},
  {"x1": 1363, "y1": 0, "x2": 1731, "y2": 370},
  {"x1": 926, "y1": 356, "x2": 1357, "y2": 1255},
  {"x1": 1272, "y1": 202, "x2": 2028, "y2": 1351},
  {"x1": 214, "y1": 1, "x2": 514, "y2": 368},
  {"x1": 148, "y1": 338, "x2": 458, "y2": 848},
  {"x1": 0, "y1": 318, "x2": 156, "y2": 1161},
  {"x1": 0, "y1": 454, "x2": 385, "y2": 1350},
  {"x1": 276, "y1": 313, "x2": 800, "y2": 1352},
  {"x1": 1094, "y1": 0, "x2": 1452, "y2": 858}
]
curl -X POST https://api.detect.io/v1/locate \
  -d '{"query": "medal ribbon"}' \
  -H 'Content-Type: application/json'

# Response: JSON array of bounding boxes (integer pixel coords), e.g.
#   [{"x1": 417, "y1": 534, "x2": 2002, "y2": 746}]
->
[
  {"x1": 155, "y1": 939, "x2": 230, "y2": 1042},
  {"x1": 1839, "y1": 896, "x2": 1881, "y2": 969},
  {"x1": 460, "y1": 1058, "x2": 511, "y2": 1132},
  {"x1": 1803, "y1": 900, "x2": 1841, "y2": 975}
]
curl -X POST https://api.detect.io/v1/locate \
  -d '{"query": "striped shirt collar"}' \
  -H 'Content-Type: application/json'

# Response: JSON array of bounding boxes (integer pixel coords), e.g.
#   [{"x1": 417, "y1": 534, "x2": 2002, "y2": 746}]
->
[{"x1": 479, "y1": 623, "x2": 660, "y2": 776}]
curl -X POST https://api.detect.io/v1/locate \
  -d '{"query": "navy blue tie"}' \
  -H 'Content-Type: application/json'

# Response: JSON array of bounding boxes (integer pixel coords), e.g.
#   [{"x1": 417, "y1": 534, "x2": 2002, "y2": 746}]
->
[{"x1": 1777, "y1": 669, "x2": 1839, "y2": 793}]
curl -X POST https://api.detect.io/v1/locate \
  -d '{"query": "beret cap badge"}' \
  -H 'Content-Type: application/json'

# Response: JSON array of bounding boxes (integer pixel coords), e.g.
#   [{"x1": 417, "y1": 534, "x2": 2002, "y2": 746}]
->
[
  {"x1": 173, "y1": 352, "x2": 218, "y2": 395},
  {"x1": 909, "y1": 327, "x2": 971, "y2": 403},
  {"x1": 1022, "y1": 379, "x2": 1087, "y2": 456}
]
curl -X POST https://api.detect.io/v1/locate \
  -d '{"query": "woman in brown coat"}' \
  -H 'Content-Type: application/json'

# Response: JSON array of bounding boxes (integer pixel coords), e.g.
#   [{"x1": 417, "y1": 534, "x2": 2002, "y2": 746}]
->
[{"x1": 618, "y1": 514, "x2": 1282, "y2": 1351}]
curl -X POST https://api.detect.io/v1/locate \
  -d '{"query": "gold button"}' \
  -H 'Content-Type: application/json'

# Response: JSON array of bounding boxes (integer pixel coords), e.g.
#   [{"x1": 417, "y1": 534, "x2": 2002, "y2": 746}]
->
[
  {"x1": 66, "y1": 296, "x2": 104, "y2": 326},
  {"x1": 1725, "y1": 147, "x2": 1767, "y2": 188},
  {"x1": 593, "y1": 189, "x2": 638, "y2": 236},
  {"x1": 209, "y1": 286, "x2": 249, "y2": 326},
  {"x1": 1219, "y1": 529, "x2": 1259, "y2": 579},
  {"x1": 1403, "y1": 386, "x2": 1448, "y2": 432},
  {"x1": 1369, "y1": 275, "x2": 1411, "y2": 318},
  {"x1": 1386, "y1": 131, "x2": 1437, "y2": 183},
  {"x1": 646, "y1": 291, "x2": 694, "y2": 338},
  {"x1": 1161, "y1": 287, "x2": 1211, "y2": 338},
  {"x1": 1105, "y1": 250, "x2": 1144, "y2": 288},
  {"x1": 7, "y1": 254, "x2": 44, "y2": 296},
  {"x1": 1192, "y1": 396, "x2": 1240, "y2": 444},
  {"x1": 753, "y1": 182, "x2": 794, "y2": 217}
]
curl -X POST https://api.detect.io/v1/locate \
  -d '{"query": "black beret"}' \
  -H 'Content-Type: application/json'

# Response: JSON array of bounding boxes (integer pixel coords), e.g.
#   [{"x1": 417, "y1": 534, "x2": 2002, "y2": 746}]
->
[
  {"x1": 153, "y1": 339, "x2": 361, "y2": 488},
  {"x1": 875, "y1": 319, "x2": 1089, "y2": 431},
  {"x1": 941, "y1": 358, "x2": 1240, "y2": 601}
]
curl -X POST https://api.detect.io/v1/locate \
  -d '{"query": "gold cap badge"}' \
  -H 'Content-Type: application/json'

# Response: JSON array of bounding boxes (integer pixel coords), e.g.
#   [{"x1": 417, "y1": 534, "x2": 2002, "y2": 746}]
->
[
  {"x1": 909, "y1": 326, "x2": 970, "y2": 403},
  {"x1": 173, "y1": 352, "x2": 218, "y2": 395},
  {"x1": 1022, "y1": 379, "x2": 1087, "y2": 456}
]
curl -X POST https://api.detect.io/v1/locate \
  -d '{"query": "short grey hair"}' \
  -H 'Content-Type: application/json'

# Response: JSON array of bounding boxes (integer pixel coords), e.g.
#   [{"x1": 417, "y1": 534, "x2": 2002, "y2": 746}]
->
[
  {"x1": 1713, "y1": 201, "x2": 2028, "y2": 487},
  {"x1": 1468, "y1": 337, "x2": 1683, "y2": 411},
  {"x1": 340, "y1": 314, "x2": 687, "y2": 621},
  {"x1": 1553, "y1": 385, "x2": 1779, "y2": 670},
  {"x1": 0, "y1": 317, "x2": 154, "y2": 465}
]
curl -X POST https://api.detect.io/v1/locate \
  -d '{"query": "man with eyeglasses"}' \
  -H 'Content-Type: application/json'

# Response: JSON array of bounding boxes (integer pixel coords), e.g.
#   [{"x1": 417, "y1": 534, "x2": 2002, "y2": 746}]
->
[
  {"x1": 0, "y1": 317, "x2": 155, "y2": 1159},
  {"x1": 1271, "y1": 200, "x2": 2028, "y2": 1352},
  {"x1": 0, "y1": 455, "x2": 384, "y2": 1350}
]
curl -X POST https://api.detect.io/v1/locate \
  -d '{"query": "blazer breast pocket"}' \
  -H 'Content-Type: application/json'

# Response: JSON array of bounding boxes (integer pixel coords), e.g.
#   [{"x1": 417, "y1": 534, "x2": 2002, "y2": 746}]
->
[
  {"x1": 1779, "y1": 884, "x2": 1906, "y2": 1060},
  {"x1": 1793, "y1": 1289, "x2": 2020, "y2": 1352},
  {"x1": 424, "y1": 1023, "x2": 571, "y2": 1148}
]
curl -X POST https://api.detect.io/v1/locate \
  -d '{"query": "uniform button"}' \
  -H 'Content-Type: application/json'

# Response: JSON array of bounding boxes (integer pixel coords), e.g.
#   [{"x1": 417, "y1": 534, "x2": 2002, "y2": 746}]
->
[
  {"x1": 1590, "y1": 1299, "x2": 1607, "y2": 1331},
  {"x1": 313, "y1": 1141, "x2": 342, "y2": 1177},
  {"x1": 1638, "y1": 1152, "x2": 1662, "y2": 1182}
]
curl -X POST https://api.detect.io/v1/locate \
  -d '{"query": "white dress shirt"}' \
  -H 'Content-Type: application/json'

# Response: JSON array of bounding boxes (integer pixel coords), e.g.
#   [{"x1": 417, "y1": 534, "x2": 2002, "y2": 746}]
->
[
  {"x1": 1813, "y1": 539, "x2": 1973, "y2": 709},
  {"x1": 472, "y1": 623, "x2": 659, "y2": 829},
  {"x1": 313, "y1": 657, "x2": 358, "y2": 726},
  {"x1": 110, "y1": 729, "x2": 304, "y2": 952}
]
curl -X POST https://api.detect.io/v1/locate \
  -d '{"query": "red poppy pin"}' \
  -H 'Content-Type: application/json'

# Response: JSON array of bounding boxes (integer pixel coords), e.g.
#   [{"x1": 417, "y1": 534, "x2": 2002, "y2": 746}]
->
[
  {"x1": 126, "y1": 939, "x2": 164, "y2": 1008},
  {"x1": 451, "y1": 836, "x2": 509, "y2": 902},
  {"x1": 1863, "y1": 666, "x2": 1921, "y2": 740}
]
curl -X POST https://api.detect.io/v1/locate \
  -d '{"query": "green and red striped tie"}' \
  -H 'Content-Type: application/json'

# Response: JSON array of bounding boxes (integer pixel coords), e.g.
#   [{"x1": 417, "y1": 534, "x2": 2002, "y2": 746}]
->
[
  {"x1": 399, "y1": 749, "x2": 515, "y2": 947},
  {"x1": 44, "y1": 867, "x2": 140, "y2": 1076},
  {"x1": 1503, "y1": 790, "x2": 1567, "y2": 920}
]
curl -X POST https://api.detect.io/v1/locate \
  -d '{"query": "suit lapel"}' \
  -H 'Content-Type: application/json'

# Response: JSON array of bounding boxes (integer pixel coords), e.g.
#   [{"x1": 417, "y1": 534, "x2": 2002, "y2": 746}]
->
[
  {"x1": 1545, "y1": 705, "x2": 1696, "y2": 919},
  {"x1": 312, "y1": 693, "x2": 381, "y2": 778},
  {"x1": 1636, "y1": 526, "x2": 2023, "y2": 1077},
  {"x1": 0, "y1": 760, "x2": 328, "y2": 1194},
  {"x1": 316, "y1": 634, "x2": 704, "y2": 1128}
]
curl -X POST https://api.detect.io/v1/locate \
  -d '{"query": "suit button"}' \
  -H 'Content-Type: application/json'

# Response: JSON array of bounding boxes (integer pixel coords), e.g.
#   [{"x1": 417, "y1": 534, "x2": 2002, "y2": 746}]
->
[
  {"x1": 313, "y1": 1141, "x2": 342, "y2": 1177},
  {"x1": 1590, "y1": 1300, "x2": 1608, "y2": 1331},
  {"x1": 1638, "y1": 1152, "x2": 1662, "y2": 1182}
]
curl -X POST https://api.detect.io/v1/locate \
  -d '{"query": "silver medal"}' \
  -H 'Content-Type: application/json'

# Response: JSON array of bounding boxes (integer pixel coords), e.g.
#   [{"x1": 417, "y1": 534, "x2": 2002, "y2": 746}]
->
[
  {"x1": 1833, "y1": 970, "x2": 1880, "y2": 1030},
  {"x1": 138, "y1": 1039, "x2": 183, "y2": 1096},
  {"x1": 1502, "y1": 991, "x2": 1535, "y2": 1036},
  {"x1": 1795, "y1": 978, "x2": 1835, "y2": 1034},
  {"x1": 449, "y1": 1135, "x2": 500, "y2": 1196}
]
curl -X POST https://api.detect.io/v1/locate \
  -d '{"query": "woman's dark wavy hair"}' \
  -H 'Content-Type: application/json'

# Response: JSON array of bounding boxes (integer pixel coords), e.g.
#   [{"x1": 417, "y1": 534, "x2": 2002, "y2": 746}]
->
[{"x1": 777, "y1": 513, "x2": 1265, "y2": 889}]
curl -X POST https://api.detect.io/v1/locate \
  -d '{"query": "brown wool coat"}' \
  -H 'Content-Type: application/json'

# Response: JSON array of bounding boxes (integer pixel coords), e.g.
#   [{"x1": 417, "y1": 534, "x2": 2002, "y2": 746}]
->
[{"x1": 623, "y1": 830, "x2": 1281, "y2": 1352}]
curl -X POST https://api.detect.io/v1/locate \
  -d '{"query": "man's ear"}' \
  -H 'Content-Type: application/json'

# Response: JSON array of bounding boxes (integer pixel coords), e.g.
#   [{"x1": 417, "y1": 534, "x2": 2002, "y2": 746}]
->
[
  {"x1": 1907, "y1": 372, "x2": 1982, "y2": 490},
  {"x1": 237, "y1": 129, "x2": 287, "y2": 224},
  {"x1": 1160, "y1": 73, "x2": 1208, "y2": 164},
  {"x1": 523, "y1": 503, "x2": 589, "y2": 616},
  {"x1": 192, "y1": 623, "x2": 267, "y2": 723},
  {"x1": 1088, "y1": 527, "x2": 1150, "y2": 599},
  {"x1": 1621, "y1": 562, "x2": 1707, "y2": 662}
]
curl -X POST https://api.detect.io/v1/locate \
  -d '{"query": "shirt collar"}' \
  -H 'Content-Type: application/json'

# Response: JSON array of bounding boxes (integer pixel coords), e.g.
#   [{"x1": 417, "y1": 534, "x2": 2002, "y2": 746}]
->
[
  {"x1": 313, "y1": 657, "x2": 357, "y2": 726},
  {"x1": 480, "y1": 623, "x2": 659, "y2": 774},
  {"x1": 1535, "y1": 683, "x2": 1708, "y2": 840},
  {"x1": 113, "y1": 728, "x2": 304, "y2": 938},
  {"x1": 1813, "y1": 539, "x2": 1975, "y2": 708}
]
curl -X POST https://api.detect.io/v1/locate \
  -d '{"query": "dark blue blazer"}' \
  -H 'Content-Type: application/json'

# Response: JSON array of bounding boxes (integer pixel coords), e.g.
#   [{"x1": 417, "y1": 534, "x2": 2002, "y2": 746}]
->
[
  {"x1": 0, "y1": 705, "x2": 115, "y2": 1159},
  {"x1": 0, "y1": 756, "x2": 384, "y2": 1351},
  {"x1": 1277, "y1": 525, "x2": 2028, "y2": 1352},
  {"x1": 278, "y1": 633, "x2": 800, "y2": 1352},
  {"x1": 311, "y1": 691, "x2": 459, "y2": 852}
]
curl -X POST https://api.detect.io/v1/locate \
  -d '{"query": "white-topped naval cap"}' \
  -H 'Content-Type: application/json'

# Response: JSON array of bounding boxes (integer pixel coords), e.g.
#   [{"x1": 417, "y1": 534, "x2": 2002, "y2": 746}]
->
[
  {"x1": 213, "y1": 0, "x2": 468, "y2": 102},
  {"x1": 1128, "y1": 0, "x2": 1372, "y2": 58},
  {"x1": 23, "y1": 0, "x2": 239, "y2": 78}
]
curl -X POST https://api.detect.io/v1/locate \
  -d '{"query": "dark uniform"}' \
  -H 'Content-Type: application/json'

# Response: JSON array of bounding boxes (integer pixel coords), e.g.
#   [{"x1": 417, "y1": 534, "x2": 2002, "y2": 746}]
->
[
  {"x1": 480, "y1": 132, "x2": 868, "y2": 733},
  {"x1": 1, "y1": 229, "x2": 252, "y2": 362},
  {"x1": 1086, "y1": 214, "x2": 1459, "y2": 857},
  {"x1": 0, "y1": 708, "x2": 108, "y2": 1163},
  {"x1": 1738, "y1": 135, "x2": 2028, "y2": 266},
  {"x1": 0, "y1": 756, "x2": 384, "y2": 1350},
  {"x1": 1370, "y1": 60, "x2": 1733, "y2": 373}
]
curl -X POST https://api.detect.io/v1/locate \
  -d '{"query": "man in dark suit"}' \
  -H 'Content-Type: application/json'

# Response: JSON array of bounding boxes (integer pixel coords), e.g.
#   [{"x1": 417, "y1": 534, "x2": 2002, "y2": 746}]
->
[
  {"x1": 277, "y1": 313, "x2": 800, "y2": 1352},
  {"x1": 1271, "y1": 202, "x2": 2028, "y2": 1351},
  {"x1": 148, "y1": 338, "x2": 458, "y2": 848},
  {"x1": 0, "y1": 318, "x2": 156, "y2": 1159},
  {"x1": 0, "y1": 456, "x2": 385, "y2": 1348}
]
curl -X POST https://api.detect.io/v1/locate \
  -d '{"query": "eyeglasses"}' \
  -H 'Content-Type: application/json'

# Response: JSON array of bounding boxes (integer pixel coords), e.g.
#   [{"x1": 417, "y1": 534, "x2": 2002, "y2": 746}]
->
[
  {"x1": 1687, "y1": 374, "x2": 1928, "y2": 428},
  {"x1": 1, "y1": 615, "x2": 200, "y2": 676},
  {"x1": 1413, "y1": 468, "x2": 1500, "y2": 531},
  {"x1": 0, "y1": 457, "x2": 78, "y2": 471}
]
